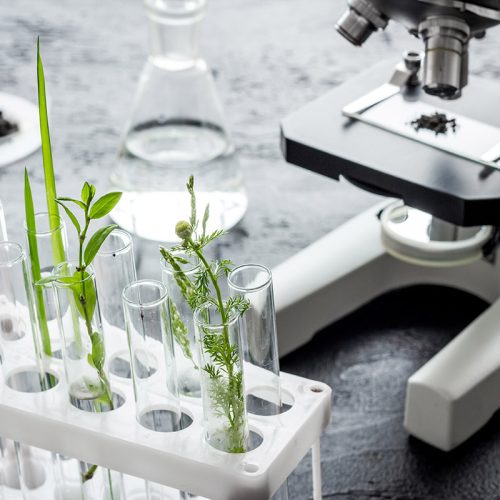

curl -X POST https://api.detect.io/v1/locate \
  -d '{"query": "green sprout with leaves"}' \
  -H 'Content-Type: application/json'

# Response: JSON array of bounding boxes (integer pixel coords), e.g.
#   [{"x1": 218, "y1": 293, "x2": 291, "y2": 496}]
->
[
  {"x1": 160, "y1": 176, "x2": 249, "y2": 453},
  {"x1": 40, "y1": 183, "x2": 121, "y2": 483},
  {"x1": 53, "y1": 183, "x2": 121, "y2": 407}
]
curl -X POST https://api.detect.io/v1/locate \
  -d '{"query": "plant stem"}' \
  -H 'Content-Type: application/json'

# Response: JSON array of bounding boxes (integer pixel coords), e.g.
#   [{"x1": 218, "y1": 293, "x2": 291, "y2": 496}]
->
[
  {"x1": 82, "y1": 464, "x2": 97, "y2": 482},
  {"x1": 76, "y1": 209, "x2": 113, "y2": 483},
  {"x1": 192, "y1": 243, "x2": 226, "y2": 321},
  {"x1": 189, "y1": 240, "x2": 231, "y2": 367}
]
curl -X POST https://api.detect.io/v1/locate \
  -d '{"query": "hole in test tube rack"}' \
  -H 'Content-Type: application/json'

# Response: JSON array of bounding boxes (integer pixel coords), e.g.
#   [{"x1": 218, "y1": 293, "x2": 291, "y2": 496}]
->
[
  {"x1": 139, "y1": 408, "x2": 194, "y2": 432},
  {"x1": 70, "y1": 390, "x2": 125, "y2": 413},
  {"x1": 51, "y1": 349, "x2": 63, "y2": 360},
  {"x1": 246, "y1": 387, "x2": 294, "y2": 416},
  {"x1": 6, "y1": 370, "x2": 58, "y2": 393},
  {"x1": 247, "y1": 429, "x2": 264, "y2": 452},
  {"x1": 205, "y1": 428, "x2": 264, "y2": 454},
  {"x1": 109, "y1": 351, "x2": 133, "y2": 379}
]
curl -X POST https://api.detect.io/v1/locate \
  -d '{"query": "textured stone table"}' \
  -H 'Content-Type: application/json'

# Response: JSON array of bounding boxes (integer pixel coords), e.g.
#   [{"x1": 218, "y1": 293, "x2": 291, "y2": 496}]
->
[{"x1": 1, "y1": 0, "x2": 500, "y2": 498}]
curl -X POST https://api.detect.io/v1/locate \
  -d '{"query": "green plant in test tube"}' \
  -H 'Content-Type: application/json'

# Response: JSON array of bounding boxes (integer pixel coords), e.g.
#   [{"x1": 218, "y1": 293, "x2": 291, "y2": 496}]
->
[{"x1": 160, "y1": 176, "x2": 250, "y2": 452}]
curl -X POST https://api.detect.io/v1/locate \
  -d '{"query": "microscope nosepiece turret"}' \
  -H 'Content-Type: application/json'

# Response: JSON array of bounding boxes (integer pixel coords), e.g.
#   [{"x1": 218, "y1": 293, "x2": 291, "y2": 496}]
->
[{"x1": 335, "y1": 0, "x2": 500, "y2": 99}]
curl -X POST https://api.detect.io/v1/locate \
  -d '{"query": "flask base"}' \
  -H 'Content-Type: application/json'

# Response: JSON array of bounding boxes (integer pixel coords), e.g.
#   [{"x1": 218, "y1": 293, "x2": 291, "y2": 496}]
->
[{"x1": 110, "y1": 190, "x2": 247, "y2": 242}]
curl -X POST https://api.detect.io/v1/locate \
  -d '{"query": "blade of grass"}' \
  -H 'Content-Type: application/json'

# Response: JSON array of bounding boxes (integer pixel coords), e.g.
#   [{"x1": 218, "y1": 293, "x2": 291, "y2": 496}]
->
[
  {"x1": 25, "y1": 168, "x2": 52, "y2": 356},
  {"x1": 37, "y1": 40, "x2": 84, "y2": 356},
  {"x1": 37, "y1": 38, "x2": 65, "y2": 265}
]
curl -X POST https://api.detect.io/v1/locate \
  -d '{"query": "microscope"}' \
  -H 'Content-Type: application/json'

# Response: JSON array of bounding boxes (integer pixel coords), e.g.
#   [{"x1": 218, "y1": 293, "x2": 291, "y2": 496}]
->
[{"x1": 273, "y1": 0, "x2": 500, "y2": 451}]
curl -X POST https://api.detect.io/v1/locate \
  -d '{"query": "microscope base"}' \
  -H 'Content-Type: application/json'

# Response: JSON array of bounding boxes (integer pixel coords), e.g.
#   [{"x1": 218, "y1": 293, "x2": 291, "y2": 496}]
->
[{"x1": 273, "y1": 201, "x2": 500, "y2": 450}]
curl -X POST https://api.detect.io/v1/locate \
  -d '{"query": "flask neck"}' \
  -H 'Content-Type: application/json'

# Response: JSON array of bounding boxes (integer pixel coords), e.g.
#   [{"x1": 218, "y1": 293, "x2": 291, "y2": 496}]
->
[{"x1": 145, "y1": 0, "x2": 206, "y2": 69}]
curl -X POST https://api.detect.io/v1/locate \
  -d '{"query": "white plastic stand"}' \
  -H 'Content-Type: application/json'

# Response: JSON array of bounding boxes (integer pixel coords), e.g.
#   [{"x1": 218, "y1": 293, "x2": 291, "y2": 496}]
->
[
  {"x1": 273, "y1": 200, "x2": 500, "y2": 451},
  {"x1": 0, "y1": 347, "x2": 331, "y2": 499}
]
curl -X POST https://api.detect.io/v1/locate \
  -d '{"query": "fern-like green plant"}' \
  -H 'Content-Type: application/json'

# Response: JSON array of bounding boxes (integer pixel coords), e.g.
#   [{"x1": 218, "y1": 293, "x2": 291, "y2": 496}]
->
[{"x1": 160, "y1": 176, "x2": 249, "y2": 453}]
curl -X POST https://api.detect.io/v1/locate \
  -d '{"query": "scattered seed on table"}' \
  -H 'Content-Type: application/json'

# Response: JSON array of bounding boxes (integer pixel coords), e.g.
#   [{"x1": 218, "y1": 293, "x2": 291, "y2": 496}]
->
[{"x1": 0, "y1": 111, "x2": 19, "y2": 138}]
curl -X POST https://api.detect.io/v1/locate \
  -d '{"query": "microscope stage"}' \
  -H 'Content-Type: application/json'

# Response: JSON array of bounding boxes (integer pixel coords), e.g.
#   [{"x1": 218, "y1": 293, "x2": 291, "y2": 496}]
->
[{"x1": 281, "y1": 59, "x2": 500, "y2": 226}]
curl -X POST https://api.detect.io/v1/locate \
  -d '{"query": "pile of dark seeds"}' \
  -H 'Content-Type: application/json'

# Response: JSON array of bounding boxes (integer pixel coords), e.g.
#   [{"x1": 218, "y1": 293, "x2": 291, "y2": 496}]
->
[
  {"x1": 0, "y1": 111, "x2": 19, "y2": 138},
  {"x1": 410, "y1": 112, "x2": 457, "y2": 135}
]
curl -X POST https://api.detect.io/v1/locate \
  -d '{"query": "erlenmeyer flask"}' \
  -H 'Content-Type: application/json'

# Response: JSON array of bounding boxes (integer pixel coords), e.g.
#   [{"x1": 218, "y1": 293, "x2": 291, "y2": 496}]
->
[{"x1": 110, "y1": 0, "x2": 247, "y2": 242}]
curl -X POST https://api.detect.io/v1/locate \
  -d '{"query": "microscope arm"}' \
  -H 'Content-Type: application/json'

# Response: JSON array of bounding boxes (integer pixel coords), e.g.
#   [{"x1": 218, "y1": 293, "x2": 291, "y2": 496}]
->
[
  {"x1": 273, "y1": 199, "x2": 500, "y2": 450},
  {"x1": 273, "y1": 200, "x2": 500, "y2": 357}
]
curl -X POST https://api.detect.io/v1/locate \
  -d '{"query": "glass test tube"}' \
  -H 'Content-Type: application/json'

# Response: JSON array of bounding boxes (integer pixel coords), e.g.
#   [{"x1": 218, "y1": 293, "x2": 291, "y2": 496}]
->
[
  {"x1": 228, "y1": 264, "x2": 282, "y2": 415},
  {"x1": 123, "y1": 280, "x2": 183, "y2": 500},
  {"x1": 194, "y1": 303, "x2": 249, "y2": 453},
  {"x1": 0, "y1": 242, "x2": 60, "y2": 499},
  {"x1": 94, "y1": 229, "x2": 137, "y2": 378},
  {"x1": 24, "y1": 213, "x2": 68, "y2": 359},
  {"x1": 228, "y1": 264, "x2": 289, "y2": 499},
  {"x1": 0, "y1": 242, "x2": 46, "y2": 387},
  {"x1": 0, "y1": 200, "x2": 7, "y2": 241},
  {"x1": 122, "y1": 280, "x2": 180, "y2": 430}
]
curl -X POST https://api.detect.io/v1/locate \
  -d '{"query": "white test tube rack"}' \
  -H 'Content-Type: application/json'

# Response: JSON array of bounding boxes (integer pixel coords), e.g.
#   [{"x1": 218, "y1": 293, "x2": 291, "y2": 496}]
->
[{"x1": 0, "y1": 342, "x2": 331, "y2": 500}]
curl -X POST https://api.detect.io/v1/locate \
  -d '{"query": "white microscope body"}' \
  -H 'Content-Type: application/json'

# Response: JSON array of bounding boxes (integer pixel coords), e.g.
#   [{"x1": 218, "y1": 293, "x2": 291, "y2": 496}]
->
[{"x1": 274, "y1": 0, "x2": 500, "y2": 451}]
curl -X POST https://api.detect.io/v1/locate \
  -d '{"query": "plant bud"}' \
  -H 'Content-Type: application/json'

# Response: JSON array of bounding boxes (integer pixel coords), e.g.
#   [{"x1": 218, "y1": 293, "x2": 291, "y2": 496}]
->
[{"x1": 175, "y1": 220, "x2": 192, "y2": 240}]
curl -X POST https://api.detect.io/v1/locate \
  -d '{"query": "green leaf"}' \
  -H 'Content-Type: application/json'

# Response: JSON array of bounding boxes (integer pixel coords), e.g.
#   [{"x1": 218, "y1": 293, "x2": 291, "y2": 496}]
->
[
  {"x1": 81, "y1": 183, "x2": 96, "y2": 205},
  {"x1": 56, "y1": 200, "x2": 81, "y2": 234},
  {"x1": 187, "y1": 176, "x2": 197, "y2": 232},
  {"x1": 89, "y1": 192, "x2": 122, "y2": 220},
  {"x1": 37, "y1": 38, "x2": 65, "y2": 265},
  {"x1": 168, "y1": 299, "x2": 195, "y2": 366},
  {"x1": 24, "y1": 169, "x2": 37, "y2": 241},
  {"x1": 201, "y1": 204, "x2": 209, "y2": 238},
  {"x1": 84, "y1": 224, "x2": 117, "y2": 266},
  {"x1": 160, "y1": 247, "x2": 194, "y2": 301},
  {"x1": 87, "y1": 353, "x2": 95, "y2": 369},
  {"x1": 81, "y1": 183, "x2": 91, "y2": 204},
  {"x1": 57, "y1": 197, "x2": 86, "y2": 210},
  {"x1": 36, "y1": 276, "x2": 59, "y2": 286},
  {"x1": 57, "y1": 276, "x2": 79, "y2": 285}
]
